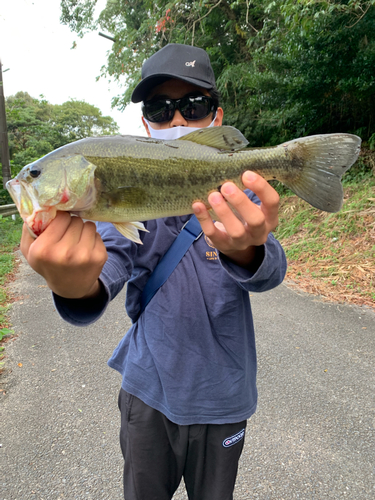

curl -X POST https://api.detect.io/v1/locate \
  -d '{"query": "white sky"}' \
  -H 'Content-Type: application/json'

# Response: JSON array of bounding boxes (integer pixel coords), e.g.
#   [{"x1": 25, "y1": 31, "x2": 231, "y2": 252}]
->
[{"x1": 0, "y1": 0, "x2": 146, "y2": 136}]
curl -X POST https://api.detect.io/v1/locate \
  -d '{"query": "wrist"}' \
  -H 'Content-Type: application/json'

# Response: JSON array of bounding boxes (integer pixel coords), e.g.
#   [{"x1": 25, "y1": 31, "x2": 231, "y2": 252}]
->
[
  {"x1": 48, "y1": 279, "x2": 102, "y2": 300},
  {"x1": 222, "y1": 245, "x2": 264, "y2": 271},
  {"x1": 79, "y1": 280, "x2": 102, "y2": 300}
]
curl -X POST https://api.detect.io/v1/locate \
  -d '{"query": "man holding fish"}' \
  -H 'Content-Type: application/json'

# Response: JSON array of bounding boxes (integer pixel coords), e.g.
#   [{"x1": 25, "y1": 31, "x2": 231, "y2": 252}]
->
[{"x1": 16, "y1": 44, "x2": 346, "y2": 499}]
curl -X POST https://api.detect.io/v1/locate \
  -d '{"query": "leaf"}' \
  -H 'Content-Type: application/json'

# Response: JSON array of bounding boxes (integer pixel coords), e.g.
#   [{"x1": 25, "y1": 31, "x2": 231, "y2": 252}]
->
[{"x1": 0, "y1": 328, "x2": 13, "y2": 340}]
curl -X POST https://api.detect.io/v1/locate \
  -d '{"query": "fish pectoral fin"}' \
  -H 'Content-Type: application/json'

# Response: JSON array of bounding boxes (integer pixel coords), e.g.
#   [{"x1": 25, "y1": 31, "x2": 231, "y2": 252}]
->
[
  {"x1": 179, "y1": 126, "x2": 249, "y2": 151},
  {"x1": 113, "y1": 221, "x2": 149, "y2": 244}
]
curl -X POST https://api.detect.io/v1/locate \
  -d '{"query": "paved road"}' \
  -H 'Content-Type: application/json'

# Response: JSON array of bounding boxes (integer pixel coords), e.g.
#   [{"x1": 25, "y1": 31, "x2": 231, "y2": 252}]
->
[{"x1": 1, "y1": 253, "x2": 374, "y2": 500}]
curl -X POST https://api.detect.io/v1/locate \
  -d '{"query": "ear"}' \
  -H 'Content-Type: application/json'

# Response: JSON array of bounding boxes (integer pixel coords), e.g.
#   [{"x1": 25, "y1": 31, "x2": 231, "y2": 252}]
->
[
  {"x1": 214, "y1": 107, "x2": 224, "y2": 127},
  {"x1": 142, "y1": 117, "x2": 151, "y2": 137}
]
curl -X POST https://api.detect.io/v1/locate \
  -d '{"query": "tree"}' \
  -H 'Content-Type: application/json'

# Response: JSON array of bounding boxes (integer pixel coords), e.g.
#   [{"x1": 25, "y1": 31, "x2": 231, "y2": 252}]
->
[
  {"x1": 5, "y1": 92, "x2": 119, "y2": 170},
  {"x1": 242, "y1": 1, "x2": 375, "y2": 145},
  {"x1": 0, "y1": 92, "x2": 119, "y2": 204},
  {"x1": 52, "y1": 99, "x2": 119, "y2": 142},
  {"x1": 60, "y1": 0, "x2": 265, "y2": 107},
  {"x1": 60, "y1": 0, "x2": 375, "y2": 147}
]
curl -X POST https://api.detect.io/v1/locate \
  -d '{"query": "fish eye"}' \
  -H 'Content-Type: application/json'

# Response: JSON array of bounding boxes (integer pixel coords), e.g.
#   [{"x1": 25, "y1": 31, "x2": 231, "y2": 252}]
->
[{"x1": 29, "y1": 168, "x2": 41, "y2": 178}]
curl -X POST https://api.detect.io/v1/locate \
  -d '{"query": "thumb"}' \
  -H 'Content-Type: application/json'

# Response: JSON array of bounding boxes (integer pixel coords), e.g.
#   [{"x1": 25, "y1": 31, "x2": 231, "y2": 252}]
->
[{"x1": 20, "y1": 222, "x2": 36, "y2": 259}]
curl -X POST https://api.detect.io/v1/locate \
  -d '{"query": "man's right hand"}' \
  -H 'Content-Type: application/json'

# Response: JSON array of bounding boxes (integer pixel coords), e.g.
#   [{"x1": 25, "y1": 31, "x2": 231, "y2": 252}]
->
[{"x1": 20, "y1": 211, "x2": 108, "y2": 299}]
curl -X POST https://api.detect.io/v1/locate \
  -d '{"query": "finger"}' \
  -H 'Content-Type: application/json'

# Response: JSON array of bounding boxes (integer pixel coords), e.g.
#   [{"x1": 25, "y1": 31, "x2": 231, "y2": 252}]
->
[
  {"x1": 80, "y1": 222, "x2": 108, "y2": 265},
  {"x1": 67, "y1": 222, "x2": 107, "y2": 270},
  {"x1": 219, "y1": 182, "x2": 266, "y2": 229},
  {"x1": 192, "y1": 201, "x2": 217, "y2": 237},
  {"x1": 207, "y1": 190, "x2": 252, "y2": 242},
  {"x1": 77, "y1": 220, "x2": 98, "y2": 250},
  {"x1": 20, "y1": 223, "x2": 36, "y2": 258},
  {"x1": 210, "y1": 183, "x2": 268, "y2": 245},
  {"x1": 212, "y1": 183, "x2": 277, "y2": 247},
  {"x1": 195, "y1": 192, "x2": 252, "y2": 250},
  {"x1": 37, "y1": 211, "x2": 75, "y2": 244},
  {"x1": 93, "y1": 231, "x2": 108, "y2": 266},
  {"x1": 57, "y1": 215, "x2": 86, "y2": 247},
  {"x1": 242, "y1": 171, "x2": 279, "y2": 225},
  {"x1": 193, "y1": 201, "x2": 230, "y2": 249},
  {"x1": 211, "y1": 192, "x2": 267, "y2": 248}
]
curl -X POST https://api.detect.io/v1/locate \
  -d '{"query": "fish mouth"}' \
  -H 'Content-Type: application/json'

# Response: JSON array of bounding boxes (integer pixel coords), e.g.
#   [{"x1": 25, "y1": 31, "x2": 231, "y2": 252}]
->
[
  {"x1": 7, "y1": 178, "x2": 36, "y2": 218},
  {"x1": 6, "y1": 178, "x2": 22, "y2": 210},
  {"x1": 6, "y1": 178, "x2": 55, "y2": 237}
]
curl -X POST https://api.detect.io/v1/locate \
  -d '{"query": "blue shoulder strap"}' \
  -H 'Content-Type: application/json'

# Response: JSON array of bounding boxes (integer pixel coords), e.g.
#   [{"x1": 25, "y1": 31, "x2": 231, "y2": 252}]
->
[{"x1": 139, "y1": 215, "x2": 202, "y2": 317}]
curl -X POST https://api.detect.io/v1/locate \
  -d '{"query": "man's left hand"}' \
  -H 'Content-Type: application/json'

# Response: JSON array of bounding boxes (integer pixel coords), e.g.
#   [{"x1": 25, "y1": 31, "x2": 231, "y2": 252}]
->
[{"x1": 192, "y1": 171, "x2": 279, "y2": 269}]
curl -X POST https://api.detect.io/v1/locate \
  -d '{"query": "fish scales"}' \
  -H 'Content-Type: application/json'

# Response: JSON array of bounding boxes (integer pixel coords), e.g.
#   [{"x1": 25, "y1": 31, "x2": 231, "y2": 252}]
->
[
  {"x1": 6, "y1": 126, "x2": 361, "y2": 243},
  {"x1": 84, "y1": 147, "x2": 289, "y2": 222}
]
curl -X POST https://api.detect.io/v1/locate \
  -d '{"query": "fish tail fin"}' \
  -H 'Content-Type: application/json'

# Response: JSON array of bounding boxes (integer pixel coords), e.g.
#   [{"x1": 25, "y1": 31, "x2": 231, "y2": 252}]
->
[
  {"x1": 113, "y1": 221, "x2": 149, "y2": 244},
  {"x1": 280, "y1": 134, "x2": 361, "y2": 212}
]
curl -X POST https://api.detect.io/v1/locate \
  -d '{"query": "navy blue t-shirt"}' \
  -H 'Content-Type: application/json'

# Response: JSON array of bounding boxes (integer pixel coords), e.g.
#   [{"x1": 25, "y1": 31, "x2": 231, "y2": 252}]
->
[{"x1": 54, "y1": 191, "x2": 287, "y2": 425}]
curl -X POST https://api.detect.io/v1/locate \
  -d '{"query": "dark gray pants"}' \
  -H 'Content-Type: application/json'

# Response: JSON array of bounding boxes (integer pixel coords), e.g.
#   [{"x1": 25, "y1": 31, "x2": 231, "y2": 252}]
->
[{"x1": 118, "y1": 389, "x2": 247, "y2": 500}]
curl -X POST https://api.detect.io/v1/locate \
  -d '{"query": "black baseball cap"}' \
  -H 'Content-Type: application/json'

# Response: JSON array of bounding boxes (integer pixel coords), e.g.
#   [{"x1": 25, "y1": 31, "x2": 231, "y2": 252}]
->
[{"x1": 131, "y1": 43, "x2": 216, "y2": 103}]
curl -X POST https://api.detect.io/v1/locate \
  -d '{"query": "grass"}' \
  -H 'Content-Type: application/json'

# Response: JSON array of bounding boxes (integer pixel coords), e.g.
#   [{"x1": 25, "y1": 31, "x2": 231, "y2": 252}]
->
[
  {"x1": 274, "y1": 176, "x2": 375, "y2": 309},
  {"x1": 0, "y1": 215, "x2": 23, "y2": 370}
]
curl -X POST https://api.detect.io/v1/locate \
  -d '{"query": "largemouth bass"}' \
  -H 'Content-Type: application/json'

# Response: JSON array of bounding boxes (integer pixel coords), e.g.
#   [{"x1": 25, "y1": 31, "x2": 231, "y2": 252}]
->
[{"x1": 6, "y1": 126, "x2": 361, "y2": 243}]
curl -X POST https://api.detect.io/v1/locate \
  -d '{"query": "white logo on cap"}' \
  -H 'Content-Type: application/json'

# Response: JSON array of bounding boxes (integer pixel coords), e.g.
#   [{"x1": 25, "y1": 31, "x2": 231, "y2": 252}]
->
[{"x1": 185, "y1": 60, "x2": 196, "y2": 67}]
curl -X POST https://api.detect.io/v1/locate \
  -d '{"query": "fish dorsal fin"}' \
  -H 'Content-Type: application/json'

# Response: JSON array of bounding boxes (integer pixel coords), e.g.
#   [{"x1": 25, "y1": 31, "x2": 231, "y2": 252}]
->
[{"x1": 178, "y1": 126, "x2": 249, "y2": 151}]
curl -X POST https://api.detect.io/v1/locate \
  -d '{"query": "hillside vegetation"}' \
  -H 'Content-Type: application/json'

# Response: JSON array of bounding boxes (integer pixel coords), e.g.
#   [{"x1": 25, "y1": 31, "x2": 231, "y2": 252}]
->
[{"x1": 275, "y1": 153, "x2": 375, "y2": 309}]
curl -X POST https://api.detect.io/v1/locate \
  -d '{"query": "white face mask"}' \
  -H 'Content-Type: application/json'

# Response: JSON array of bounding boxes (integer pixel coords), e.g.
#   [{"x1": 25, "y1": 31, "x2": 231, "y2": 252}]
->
[{"x1": 145, "y1": 115, "x2": 217, "y2": 140}]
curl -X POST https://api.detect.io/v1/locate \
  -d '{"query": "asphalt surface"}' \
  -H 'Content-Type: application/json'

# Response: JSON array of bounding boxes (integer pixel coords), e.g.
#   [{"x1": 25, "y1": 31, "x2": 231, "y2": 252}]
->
[{"x1": 1, "y1": 253, "x2": 374, "y2": 500}]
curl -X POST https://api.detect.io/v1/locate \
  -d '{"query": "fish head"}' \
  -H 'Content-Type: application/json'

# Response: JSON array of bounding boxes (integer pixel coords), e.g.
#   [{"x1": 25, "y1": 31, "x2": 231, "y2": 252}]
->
[{"x1": 6, "y1": 152, "x2": 97, "y2": 236}]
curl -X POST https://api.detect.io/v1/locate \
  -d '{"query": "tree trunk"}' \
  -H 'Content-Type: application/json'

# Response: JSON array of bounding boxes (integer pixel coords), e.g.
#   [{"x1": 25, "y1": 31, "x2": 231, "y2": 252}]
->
[{"x1": 0, "y1": 59, "x2": 11, "y2": 188}]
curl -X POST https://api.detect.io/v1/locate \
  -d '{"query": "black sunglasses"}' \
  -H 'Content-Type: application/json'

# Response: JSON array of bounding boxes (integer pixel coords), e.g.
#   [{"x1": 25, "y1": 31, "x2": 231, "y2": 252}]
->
[{"x1": 142, "y1": 95, "x2": 216, "y2": 123}]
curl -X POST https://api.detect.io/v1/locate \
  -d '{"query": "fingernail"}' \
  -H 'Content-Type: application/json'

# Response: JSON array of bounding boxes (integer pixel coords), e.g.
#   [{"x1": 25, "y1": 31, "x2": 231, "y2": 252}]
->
[
  {"x1": 243, "y1": 171, "x2": 257, "y2": 183},
  {"x1": 221, "y1": 183, "x2": 236, "y2": 196},
  {"x1": 192, "y1": 204, "x2": 201, "y2": 214},
  {"x1": 209, "y1": 192, "x2": 222, "y2": 205}
]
